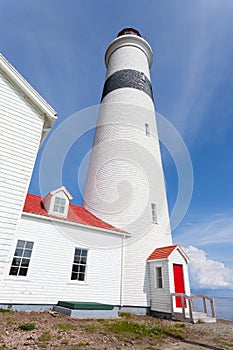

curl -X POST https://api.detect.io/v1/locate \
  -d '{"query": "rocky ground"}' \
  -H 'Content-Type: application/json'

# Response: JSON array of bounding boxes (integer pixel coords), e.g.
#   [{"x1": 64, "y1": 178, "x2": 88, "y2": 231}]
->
[{"x1": 0, "y1": 310, "x2": 233, "y2": 350}]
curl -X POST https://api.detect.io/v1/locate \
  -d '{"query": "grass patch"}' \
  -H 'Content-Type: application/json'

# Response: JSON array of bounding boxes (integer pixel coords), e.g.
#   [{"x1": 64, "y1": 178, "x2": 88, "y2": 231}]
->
[
  {"x1": 56, "y1": 323, "x2": 76, "y2": 330},
  {"x1": 0, "y1": 308, "x2": 12, "y2": 313},
  {"x1": 118, "y1": 312, "x2": 134, "y2": 319},
  {"x1": 19, "y1": 322, "x2": 35, "y2": 331},
  {"x1": 104, "y1": 320, "x2": 186, "y2": 341},
  {"x1": 61, "y1": 339, "x2": 69, "y2": 345},
  {"x1": 105, "y1": 320, "x2": 163, "y2": 338},
  {"x1": 84, "y1": 325, "x2": 96, "y2": 333},
  {"x1": 38, "y1": 329, "x2": 51, "y2": 342}
]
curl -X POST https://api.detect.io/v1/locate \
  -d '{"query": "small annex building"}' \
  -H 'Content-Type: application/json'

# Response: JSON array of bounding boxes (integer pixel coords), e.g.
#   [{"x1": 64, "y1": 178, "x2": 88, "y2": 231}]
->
[{"x1": 147, "y1": 245, "x2": 190, "y2": 318}]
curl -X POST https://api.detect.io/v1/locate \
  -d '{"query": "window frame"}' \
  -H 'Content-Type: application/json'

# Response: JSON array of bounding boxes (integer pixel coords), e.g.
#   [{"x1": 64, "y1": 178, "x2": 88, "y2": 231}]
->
[
  {"x1": 9, "y1": 239, "x2": 34, "y2": 277},
  {"x1": 71, "y1": 248, "x2": 88, "y2": 282},
  {"x1": 155, "y1": 266, "x2": 163, "y2": 289}
]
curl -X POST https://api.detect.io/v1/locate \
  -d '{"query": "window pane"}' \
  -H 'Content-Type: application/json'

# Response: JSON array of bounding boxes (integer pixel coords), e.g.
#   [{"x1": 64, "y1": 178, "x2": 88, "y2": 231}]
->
[
  {"x1": 21, "y1": 259, "x2": 30, "y2": 267},
  {"x1": 80, "y1": 257, "x2": 87, "y2": 264},
  {"x1": 54, "y1": 197, "x2": 60, "y2": 204},
  {"x1": 78, "y1": 273, "x2": 85, "y2": 281},
  {"x1": 59, "y1": 206, "x2": 65, "y2": 213},
  {"x1": 75, "y1": 249, "x2": 81, "y2": 256},
  {"x1": 79, "y1": 265, "x2": 86, "y2": 273},
  {"x1": 71, "y1": 272, "x2": 77, "y2": 280},
  {"x1": 19, "y1": 268, "x2": 28, "y2": 276},
  {"x1": 60, "y1": 198, "x2": 66, "y2": 206},
  {"x1": 17, "y1": 240, "x2": 25, "y2": 248},
  {"x1": 81, "y1": 250, "x2": 87, "y2": 257},
  {"x1": 12, "y1": 257, "x2": 21, "y2": 266},
  {"x1": 74, "y1": 256, "x2": 80, "y2": 264},
  {"x1": 9, "y1": 266, "x2": 19, "y2": 275},
  {"x1": 15, "y1": 248, "x2": 23, "y2": 257},
  {"x1": 26, "y1": 241, "x2": 33, "y2": 249},
  {"x1": 53, "y1": 205, "x2": 59, "y2": 212},
  {"x1": 72, "y1": 264, "x2": 79, "y2": 272},
  {"x1": 23, "y1": 249, "x2": 32, "y2": 258}
]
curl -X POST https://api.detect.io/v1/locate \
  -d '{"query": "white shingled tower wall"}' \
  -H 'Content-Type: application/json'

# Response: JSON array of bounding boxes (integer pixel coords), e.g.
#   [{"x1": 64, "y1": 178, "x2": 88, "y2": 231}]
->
[{"x1": 83, "y1": 28, "x2": 173, "y2": 308}]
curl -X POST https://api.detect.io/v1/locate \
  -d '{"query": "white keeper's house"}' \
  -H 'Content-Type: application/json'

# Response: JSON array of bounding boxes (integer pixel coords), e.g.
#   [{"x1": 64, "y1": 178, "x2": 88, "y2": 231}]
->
[{"x1": 0, "y1": 28, "x2": 200, "y2": 320}]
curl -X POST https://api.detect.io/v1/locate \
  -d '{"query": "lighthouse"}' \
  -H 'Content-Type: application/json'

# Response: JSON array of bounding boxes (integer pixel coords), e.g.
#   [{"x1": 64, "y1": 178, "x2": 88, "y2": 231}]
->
[{"x1": 83, "y1": 28, "x2": 187, "y2": 310}]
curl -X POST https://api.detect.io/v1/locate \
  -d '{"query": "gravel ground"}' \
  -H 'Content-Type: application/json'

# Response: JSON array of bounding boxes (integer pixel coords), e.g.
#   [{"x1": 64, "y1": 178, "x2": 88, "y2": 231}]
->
[
  {"x1": 162, "y1": 321, "x2": 233, "y2": 350},
  {"x1": 0, "y1": 310, "x2": 232, "y2": 350}
]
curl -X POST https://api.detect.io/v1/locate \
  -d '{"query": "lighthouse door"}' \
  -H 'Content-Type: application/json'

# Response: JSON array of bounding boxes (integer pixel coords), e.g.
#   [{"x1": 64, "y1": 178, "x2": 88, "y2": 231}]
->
[{"x1": 173, "y1": 264, "x2": 186, "y2": 307}]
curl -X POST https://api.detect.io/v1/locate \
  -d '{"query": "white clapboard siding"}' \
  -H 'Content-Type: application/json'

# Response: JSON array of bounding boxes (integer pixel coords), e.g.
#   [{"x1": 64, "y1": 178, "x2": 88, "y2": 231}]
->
[
  {"x1": 149, "y1": 260, "x2": 171, "y2": 312},
  {"x1": 1, "y1": 215, "x2": 123, "y2": 305},
  {"x1": 0, "y1": 71, "x2": 44, "y2": 279},
  {"x1": 122, "y1": 226, "x2": 172, "y2": 307}
]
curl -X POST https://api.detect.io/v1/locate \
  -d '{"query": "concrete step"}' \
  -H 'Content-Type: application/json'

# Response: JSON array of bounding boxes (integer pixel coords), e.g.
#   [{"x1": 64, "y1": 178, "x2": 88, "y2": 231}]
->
[
  {"x1": 172, "y1": 311, "x2": 216, "y2": 323},
  {"x1": 192, "y1": 312, "x2": 216, "y2": 323}
]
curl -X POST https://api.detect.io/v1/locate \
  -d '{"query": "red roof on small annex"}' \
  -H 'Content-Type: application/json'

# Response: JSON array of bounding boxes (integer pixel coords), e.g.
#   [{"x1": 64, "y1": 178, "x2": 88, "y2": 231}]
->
[
  {"x1": 147, "y1": 245, "x2": 179, "y2": 260},
  {"x1": 23, "y1": 193, "x2": 124, "y2": 233}
]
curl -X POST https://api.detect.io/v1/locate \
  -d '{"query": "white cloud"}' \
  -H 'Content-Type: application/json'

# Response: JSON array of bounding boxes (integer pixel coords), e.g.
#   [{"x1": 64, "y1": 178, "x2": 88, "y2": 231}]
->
[{"x1": 184, "y1": 246, "x2": 233, "y2": 290}]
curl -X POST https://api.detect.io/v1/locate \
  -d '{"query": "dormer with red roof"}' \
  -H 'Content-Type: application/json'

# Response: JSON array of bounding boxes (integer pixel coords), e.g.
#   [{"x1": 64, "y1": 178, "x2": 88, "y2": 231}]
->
[{"x1": 42, "y1": 186, "x2": 73, "y2": 218}]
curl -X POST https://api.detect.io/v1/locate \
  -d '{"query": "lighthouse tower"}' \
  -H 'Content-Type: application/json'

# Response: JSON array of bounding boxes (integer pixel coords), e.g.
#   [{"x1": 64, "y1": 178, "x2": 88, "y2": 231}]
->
[{"x1": 83, "y1": 28, "x2": 174, "y2": 309}]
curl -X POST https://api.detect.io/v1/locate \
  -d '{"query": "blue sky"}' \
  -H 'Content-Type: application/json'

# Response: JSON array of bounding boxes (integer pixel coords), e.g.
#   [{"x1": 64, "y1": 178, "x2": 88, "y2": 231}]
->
[{"x1": 1, "y1": 0, "x2": 233, "y2": 296}]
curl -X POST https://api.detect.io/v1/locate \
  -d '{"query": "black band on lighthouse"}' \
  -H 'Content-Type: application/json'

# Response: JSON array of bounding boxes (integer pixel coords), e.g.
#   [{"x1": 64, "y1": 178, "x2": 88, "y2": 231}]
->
[{"x1": 101, "y1": 69, "x2": 154, "y2": 102}]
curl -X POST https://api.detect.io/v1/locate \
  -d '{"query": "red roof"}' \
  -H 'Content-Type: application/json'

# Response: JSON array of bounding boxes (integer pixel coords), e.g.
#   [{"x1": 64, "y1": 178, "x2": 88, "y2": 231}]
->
[
  {"x1": 147, "y1": 245, "x2": 179, "y2": 260},
  {"x1": 23, "y1": 193, "x2": 124, "y2": 233}
]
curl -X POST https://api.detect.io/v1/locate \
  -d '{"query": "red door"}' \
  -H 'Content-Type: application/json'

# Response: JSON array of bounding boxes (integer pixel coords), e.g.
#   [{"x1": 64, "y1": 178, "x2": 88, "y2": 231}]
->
[{"x1": 173, "y1": 264, "x2": 186, "y2": 307}]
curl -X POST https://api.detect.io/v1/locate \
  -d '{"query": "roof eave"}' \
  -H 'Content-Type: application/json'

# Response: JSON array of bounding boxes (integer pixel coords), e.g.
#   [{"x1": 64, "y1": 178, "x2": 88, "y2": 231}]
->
[
  {"x1": 147, "y1": 258, "x2": 167, "y2": 262},
  {"x1": 22, "y1": 212, "x2": 130, "y2": 237}
]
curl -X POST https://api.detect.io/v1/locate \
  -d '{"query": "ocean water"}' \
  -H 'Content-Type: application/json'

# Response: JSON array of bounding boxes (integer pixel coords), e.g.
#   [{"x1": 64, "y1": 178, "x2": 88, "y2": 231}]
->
[{"x1": 214, "y1": 297, "x2": 233, "y2": 322}]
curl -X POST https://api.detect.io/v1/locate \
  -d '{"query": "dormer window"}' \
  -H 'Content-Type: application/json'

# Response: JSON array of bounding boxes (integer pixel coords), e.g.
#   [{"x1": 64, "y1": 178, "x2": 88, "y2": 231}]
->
[
  {"x1": 42, "y1": 186, "x2": 73, "y2": 218},
  {"x1": 53, "y1": 197, "x2": 66, "y2": 214}
]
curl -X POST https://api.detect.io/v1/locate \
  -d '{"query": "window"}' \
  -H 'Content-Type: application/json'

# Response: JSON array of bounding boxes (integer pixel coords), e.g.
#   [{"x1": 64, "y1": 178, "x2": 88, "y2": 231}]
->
[
  {"x1": 151, "y1": 203, "x2": 157, "y2": 223},
  {"x1": 9, "y1": 240, "x2": 34, "y2": 276},
  {"x1": 145, "y1": 123, "x2": 150, "y2": 136},
  {"x1": 71, "y1": 248, "x2": 88, "y2": 281},
  {"x1": 156, "y1": 267, "x2": 163, "y2": 288},
  {"x1": 53, "y1": 196, "x2": 66, "y2": 214}
]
